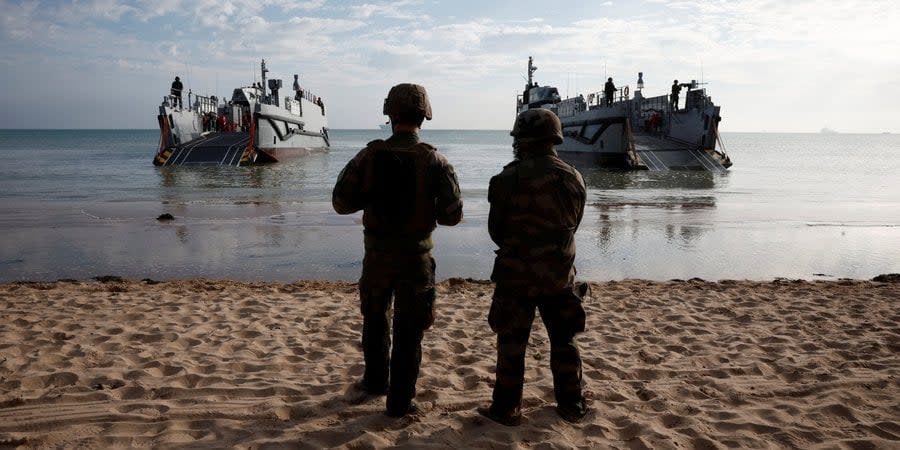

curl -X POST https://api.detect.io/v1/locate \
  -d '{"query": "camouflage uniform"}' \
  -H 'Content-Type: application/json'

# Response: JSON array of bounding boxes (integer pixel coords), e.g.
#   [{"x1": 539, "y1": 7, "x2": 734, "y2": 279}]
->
[
  {"x1": 333, "y1": 124, "x2": 462, "y2": 413},
  {"x1": 486, "y1": 109, "x2": 588, "y2": 421}
]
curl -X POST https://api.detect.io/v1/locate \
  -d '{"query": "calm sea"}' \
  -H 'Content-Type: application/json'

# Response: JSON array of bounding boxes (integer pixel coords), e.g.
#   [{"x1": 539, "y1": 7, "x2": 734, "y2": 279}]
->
[{"x1": 0, "y1": 129, "x2": 897, "y2": 282}]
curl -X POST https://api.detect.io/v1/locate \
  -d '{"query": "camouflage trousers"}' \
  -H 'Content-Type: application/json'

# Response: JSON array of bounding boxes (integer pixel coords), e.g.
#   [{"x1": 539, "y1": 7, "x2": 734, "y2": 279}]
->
[
  {"x1": 359, "y1": 250, "x2": 436, "y2": 408},
  {"x1": 487, "y1": 284, "x2": 587, "y2": 414}
]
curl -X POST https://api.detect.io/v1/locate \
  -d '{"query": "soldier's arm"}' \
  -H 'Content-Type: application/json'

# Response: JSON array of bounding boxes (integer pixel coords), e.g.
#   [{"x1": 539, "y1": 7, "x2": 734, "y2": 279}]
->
[
  {"x1": 487, "y1": 175, "x2": 505, "y2": 245},
  {"x1": 332, "y1": 150, "x2": 368, "y2": 214},
  {"x1": 434, "y1": 160, "x2": 463, "y2": 226},
  {"x1": 573, "y1": 171, "x2": 587, "y2": 229}
]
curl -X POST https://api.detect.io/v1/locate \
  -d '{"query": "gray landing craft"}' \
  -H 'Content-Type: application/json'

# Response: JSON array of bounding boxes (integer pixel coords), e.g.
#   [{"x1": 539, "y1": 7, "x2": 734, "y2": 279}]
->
[
  {"x1": 518, "y1": 57, "x2": 731, "y2": 171},
  {"x1": 155, "y1": 59, "x2": 329, "y2": 166}
]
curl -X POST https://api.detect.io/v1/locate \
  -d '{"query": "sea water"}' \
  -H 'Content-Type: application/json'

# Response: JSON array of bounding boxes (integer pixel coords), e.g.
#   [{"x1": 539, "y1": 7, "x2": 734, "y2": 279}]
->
[{"x1": 0, "y1": 129, "x2": 897, "y2": 282}]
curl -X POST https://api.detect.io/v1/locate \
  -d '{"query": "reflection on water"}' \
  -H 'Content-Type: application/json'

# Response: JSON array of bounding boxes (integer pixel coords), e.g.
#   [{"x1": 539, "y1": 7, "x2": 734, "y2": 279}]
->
[
  {"x1": 153, "y1": 162, "x2": 324, "y2": 255},
  {"x1": 580, "y1": 167, "x2": 720, "y2": 190},
  {"x1": 158, "y1": 165, "x2": 269, "y2": 190},
  {"x1": 580, "y1": 168, "x2": 724, "y2": 252}
]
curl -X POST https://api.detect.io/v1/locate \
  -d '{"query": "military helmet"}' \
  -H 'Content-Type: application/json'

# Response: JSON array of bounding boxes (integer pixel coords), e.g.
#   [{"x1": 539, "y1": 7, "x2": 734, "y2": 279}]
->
[
  {"x1": 510, "y1": 108, "x2": 563, "y2": 144},
  {"x1": 383, "y1": 83, "x2": 432, "y2": 120}
]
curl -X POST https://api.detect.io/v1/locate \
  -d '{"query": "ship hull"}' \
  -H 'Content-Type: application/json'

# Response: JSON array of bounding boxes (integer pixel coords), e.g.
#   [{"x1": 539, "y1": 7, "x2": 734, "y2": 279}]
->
[
  {"x1": 155, "y1": 96, "x2": 328, "y2": 166},
  {"x1": 547, "y1": 99, "x2": 730, "y2": 170}
]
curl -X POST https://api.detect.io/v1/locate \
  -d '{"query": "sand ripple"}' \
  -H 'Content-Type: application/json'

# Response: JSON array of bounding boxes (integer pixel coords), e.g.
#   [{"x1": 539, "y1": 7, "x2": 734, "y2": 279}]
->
[{"x1": 0, "y1": 278, "x2": 897, "y2": 448}]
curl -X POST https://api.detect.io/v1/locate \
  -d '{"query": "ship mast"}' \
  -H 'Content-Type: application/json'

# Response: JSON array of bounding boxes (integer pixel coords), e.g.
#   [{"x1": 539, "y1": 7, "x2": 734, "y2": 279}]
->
[
  {"x1": 527, "y1": 56, "x2": 537, "y2": 86},
  {"x1": 260, "y1": 59, "x2": 269, "y2": 101}
]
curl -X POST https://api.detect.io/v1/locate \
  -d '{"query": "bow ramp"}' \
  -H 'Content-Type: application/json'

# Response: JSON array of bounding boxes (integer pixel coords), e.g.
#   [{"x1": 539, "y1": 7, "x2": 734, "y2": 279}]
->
[
  {"x1": 631, "y1": 132, "x2": 728, "y2": 172},
  {"x1": 159, "y1": 132, "x2": 253, "y2": 166}
]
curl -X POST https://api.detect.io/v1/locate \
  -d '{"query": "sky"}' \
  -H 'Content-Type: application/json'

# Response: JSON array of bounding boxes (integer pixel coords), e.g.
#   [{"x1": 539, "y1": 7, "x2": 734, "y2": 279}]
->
[{"x1": 0, "y1": 0, "x2": 897, "y2": 132}]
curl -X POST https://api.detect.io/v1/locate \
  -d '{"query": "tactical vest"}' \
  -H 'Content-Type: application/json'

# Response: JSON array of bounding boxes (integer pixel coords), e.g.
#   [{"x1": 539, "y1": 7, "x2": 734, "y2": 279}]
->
[{"x1": 362, "y1": 139, "x2": 438, "y2": 252}]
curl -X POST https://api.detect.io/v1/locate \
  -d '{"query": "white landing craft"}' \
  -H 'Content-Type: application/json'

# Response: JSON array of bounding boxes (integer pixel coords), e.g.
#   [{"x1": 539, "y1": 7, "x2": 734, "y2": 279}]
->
[
  {"x1": 154, "y1": 59, "x2": 329, "y2": 166},
  {"x1": 517, "y1": 57, "x2": 731, "y2": 171}
]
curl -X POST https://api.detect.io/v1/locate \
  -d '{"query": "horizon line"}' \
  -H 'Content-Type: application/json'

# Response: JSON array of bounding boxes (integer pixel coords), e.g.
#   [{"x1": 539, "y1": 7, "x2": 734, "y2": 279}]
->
[{"x1": 0, "y1": 128, "x2": 896, "y2": 135}]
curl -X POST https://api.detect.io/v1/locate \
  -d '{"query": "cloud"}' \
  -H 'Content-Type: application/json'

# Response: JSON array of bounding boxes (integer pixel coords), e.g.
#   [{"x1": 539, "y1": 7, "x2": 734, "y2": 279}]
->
[
  {"x1": 49, "y1": 0, "x2": 137, "y2": 23},
  {"x1": 349, "y1": 0, "x2": 428, "y2": 21},
  {"x1": 287, "y1": 16, "x2": 366, "y2": 33},
  {"x1": 0, "y1": 0, "x2": 897, "y2": 131},
  {"x1": 283, "y1": 0, "x2": 326, "y2": 10},
  {"x1": 0, "y1": 0, "x2": 40, "y2": 39}
]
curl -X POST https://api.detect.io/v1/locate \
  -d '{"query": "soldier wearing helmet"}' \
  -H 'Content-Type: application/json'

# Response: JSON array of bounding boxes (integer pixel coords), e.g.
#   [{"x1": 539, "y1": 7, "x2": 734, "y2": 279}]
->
[
  {"x1": 603, "y1": 77, "x2": 616, "y2": 107},
  {"x1": 671, "y1": 79, "x2": 682, "y2": 111},
  {"x1": 170, "y1": 76, "x2": 183, "y2": 109},
  {"x1": 479, "y1": 108, "x2": 588, "y2": 426},
  {"x1": 332, "y1": 83, "x2": 462, "y2": 417}
]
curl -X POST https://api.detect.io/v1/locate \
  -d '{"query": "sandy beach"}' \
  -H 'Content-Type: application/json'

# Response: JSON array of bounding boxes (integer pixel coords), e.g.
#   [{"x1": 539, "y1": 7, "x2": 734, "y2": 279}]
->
[{"x1": 0, "y1": 277, "x2": 897, "y2": 449}]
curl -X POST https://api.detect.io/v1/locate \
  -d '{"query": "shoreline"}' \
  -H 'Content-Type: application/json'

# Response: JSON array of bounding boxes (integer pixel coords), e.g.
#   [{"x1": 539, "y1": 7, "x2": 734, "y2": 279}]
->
[{"x1": 2, "y1": 277, "x2": 898, "y2": 448}]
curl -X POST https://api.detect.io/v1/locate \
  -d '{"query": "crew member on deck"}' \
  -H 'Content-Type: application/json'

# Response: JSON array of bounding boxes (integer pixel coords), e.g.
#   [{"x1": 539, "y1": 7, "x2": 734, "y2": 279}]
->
[
  {"x1": 671, "y1": 80, "x2": 682, "y2": 111},
  {"x1": 241, "y1": 111, "x2": 251, "y2": 132},
  {"x1": 603, "y1": 77, "x2": 616, "y2": 107},
  {"x1": 293, "y1": 74, "x2": 302, "y2": 101},
  {"x1": 171, "y1": 76, "x2": 183, "y2": 109}
]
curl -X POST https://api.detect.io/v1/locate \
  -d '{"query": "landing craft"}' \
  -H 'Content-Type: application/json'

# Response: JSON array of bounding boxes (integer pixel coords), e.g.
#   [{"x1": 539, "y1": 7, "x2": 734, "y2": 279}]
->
[
  {"x1": 154, "y1": 59, "x2": 329, "y2": 166},
  {"x1": 517, "y1": 57, "x2": 731, "y2": 171}
]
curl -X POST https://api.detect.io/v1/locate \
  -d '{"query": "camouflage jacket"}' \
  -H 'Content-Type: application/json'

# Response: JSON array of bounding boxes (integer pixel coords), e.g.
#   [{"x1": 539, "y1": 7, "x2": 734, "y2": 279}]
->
[
  {"x1": 488, "y1": 150, "x2": 586, "y2": 296},
  {"x1": 332, "y1": 131, "x2": 463, "y2": 252}
]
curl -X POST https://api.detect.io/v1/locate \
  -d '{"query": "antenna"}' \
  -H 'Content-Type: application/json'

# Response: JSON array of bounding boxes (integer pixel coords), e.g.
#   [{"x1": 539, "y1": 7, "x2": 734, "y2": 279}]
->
[{"x1": 527, "y1": 56, "x2": 537, "y2": 86}]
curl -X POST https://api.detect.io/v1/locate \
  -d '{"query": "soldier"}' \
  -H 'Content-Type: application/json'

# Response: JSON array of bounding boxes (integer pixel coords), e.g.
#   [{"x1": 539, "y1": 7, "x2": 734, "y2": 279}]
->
[
  {"x1": 671, "y1": 79, "x2": 682, "y2": 111},
  {"x1": 603, "y1": 77, "x2": 616, "y2": 106},
  {"x1": 332, "y1": 83, "x2": 463, "y2": 417},
  {"x1": 479, "y1": 108, "x2": 589, "y2": 426},
  {"x1": 170, "y1": 76, "x2": 183, "y2": 109}
]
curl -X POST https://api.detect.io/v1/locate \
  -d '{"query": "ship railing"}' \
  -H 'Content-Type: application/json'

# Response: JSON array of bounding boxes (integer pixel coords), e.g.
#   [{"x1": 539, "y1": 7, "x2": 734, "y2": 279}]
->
[
  {"x1": 639, "y1": 94, "x2": 669, "y2": 115},
  {"x1": 616, "y1": 85, "x2": 631, "y2": 103},
  {"x1": 585, "y1": 85, "x2": 631, "y2": 109},
  {"x1": 292, "y1": 88, "x2": 326, "y2": 115},
  {"x1": 629, "y1": 94, "x2": 669, "y2": 135},
  {"x1": 192, "y1": 94, "x2": 219, "y2": 115},
  {"x1": 294, "y1": 88, "x2": 321, "y2": 104}
]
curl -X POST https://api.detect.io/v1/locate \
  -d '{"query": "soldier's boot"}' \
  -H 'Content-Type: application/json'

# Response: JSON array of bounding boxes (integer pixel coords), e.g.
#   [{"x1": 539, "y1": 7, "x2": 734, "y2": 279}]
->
[
  {"x1": 478, "y1": 404, "x2": 522, "y2": 426},
  {"x1": 556, "y1": 397, "x2": 589, "y2": 423},
  {"x1": 358, "y1": 378, "x2": 388, "y2": 396},
  {"x1": 385, "y1": 397, "x2": 418, "y2": 417}
]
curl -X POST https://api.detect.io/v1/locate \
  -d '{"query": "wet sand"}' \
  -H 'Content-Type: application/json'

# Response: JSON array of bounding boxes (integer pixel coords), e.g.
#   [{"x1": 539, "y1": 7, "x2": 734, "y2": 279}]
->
[{"x1": 1, "y1": 277, "x2": 898, "y2": 448}]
